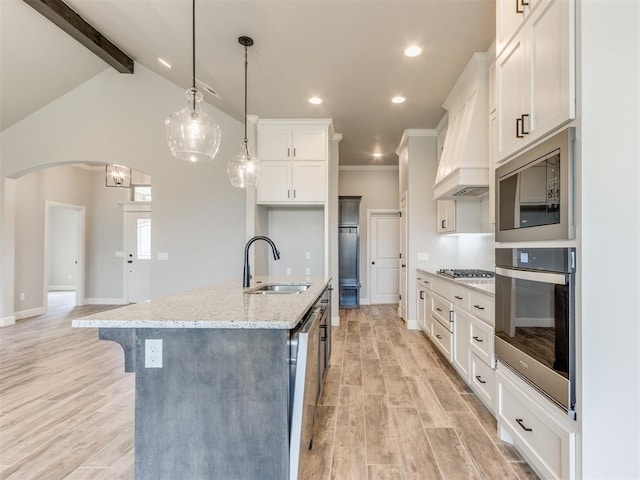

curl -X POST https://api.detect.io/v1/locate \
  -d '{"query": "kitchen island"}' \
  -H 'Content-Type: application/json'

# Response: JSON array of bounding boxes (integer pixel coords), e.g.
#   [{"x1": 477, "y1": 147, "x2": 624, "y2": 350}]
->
[{"x1": 73, "y1": 276, "x2": 331, "y2": 480}]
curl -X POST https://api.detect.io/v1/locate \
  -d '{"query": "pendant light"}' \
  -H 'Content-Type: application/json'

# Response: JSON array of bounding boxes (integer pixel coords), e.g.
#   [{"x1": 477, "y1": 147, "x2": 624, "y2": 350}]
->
[
  {"x1": 165, "y1": 0, "x2": 221, "y2": 163},
  {"x1": 227, "y1": 36, "x2": 262, "y2": 188}
]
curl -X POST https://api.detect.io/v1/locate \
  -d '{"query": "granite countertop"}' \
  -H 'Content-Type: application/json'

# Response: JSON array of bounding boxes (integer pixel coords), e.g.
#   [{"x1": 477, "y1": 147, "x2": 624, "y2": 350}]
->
[
  {"x1": 417, "y1": 269, "x2": 495, "y2": 296},
  {"x1": 72, "y1": 276, "x2": 331, "y2": 330}
]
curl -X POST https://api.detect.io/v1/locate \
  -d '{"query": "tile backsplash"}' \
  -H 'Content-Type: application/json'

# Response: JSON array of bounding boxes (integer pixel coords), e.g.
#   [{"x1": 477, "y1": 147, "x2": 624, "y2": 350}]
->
[{"x1": 457, "y1": 234, "x2": 495, "y2": 270}]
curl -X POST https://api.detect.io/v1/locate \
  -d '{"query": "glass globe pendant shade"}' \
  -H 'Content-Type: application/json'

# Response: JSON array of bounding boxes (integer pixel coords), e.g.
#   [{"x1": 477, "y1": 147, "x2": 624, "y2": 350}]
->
[
  {"x1": 165, "y1": 87, "x2": 222, "y2": 162},
  {"x1": 227, "y1": 142, "x2": 262, "y2": 188}
]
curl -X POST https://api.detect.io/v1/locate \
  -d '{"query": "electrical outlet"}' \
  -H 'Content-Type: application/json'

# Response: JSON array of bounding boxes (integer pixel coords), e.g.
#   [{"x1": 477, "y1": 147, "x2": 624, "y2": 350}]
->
[
  {"x1": 145, "y1": 339, "x2": 163, "y2": 368},
  {"x1": 305, "y1": 267, "x2": 311, "y2": 275},
  {"x1": 286, "y1": 268, "x2": 292, "y2": 276},
  {"x1": 417, "y1": 252, "x2": 429, "y2": 261},
  {"x1": 19, "y1": 293, "x2": 25, "y2": 301},
  {"x1": 305, "y1": 251, "x2": 311, "y2": 260}
]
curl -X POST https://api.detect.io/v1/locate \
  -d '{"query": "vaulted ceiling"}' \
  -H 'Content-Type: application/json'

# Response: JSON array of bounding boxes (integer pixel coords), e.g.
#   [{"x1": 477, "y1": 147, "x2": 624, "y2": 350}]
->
[{"x1": 0, "y1": 0, "x2": 495, "y2": 165}]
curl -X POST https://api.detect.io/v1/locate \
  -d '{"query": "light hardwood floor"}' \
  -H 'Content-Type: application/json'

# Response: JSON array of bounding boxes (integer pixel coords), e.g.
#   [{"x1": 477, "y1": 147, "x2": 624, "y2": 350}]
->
[{"x1": 0, "y1": 298, "x2": 538, "y2": 479}]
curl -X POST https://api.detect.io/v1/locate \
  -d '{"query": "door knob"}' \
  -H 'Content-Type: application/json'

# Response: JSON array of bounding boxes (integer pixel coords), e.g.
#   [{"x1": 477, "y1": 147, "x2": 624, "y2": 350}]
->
[{"x1": 372, "y1": 261, "x2": 375, "y2": 265}]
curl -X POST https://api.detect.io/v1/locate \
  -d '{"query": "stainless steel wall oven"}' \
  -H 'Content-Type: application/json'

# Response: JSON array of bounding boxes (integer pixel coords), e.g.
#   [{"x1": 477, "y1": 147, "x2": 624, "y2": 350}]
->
[{"x1": 495, "y1": 247, "x2": 576, "y2": 417}]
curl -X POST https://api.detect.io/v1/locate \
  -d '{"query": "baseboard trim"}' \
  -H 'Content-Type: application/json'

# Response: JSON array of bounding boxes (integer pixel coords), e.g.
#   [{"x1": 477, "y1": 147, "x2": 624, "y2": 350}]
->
[
  {"x1": 15, "y1": 307, "x2": 46, "y2": 320},
  {"x1": 406, "y1": 320, "x2": 420, "y2": 330},
  {"x1": 331, "y1": 314, "x2": 340, "y2": 327},
  {"x1": 1, "y1": 315, "x2": 16, "y2": 327},
  {"x1": 84, "y1": 298, "x2": 128, "y2": 305}
]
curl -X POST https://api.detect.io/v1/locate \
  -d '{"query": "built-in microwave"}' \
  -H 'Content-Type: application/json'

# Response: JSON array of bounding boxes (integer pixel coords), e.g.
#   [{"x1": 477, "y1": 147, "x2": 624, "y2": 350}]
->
[{"x1": 495, "y1": 128, "x2": 575, "y2": 242}]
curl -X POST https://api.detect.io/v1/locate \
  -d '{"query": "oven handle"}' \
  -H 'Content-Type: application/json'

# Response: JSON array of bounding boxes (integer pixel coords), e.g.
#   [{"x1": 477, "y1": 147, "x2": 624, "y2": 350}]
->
[{"x1": 495, "y1": 266, "x2": 567, "y2": 285}]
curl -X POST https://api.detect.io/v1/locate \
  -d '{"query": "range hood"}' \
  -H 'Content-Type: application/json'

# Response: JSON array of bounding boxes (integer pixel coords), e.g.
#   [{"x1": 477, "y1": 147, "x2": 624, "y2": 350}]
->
[{"x1": 433, "y1": 53, "x2": 489, "y2": 200}]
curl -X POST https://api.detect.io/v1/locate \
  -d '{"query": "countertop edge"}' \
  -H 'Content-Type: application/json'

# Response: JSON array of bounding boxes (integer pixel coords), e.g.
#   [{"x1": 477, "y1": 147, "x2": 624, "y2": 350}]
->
[{"x1": 416, "y1": 269, "x2": 495, "y2": 297}]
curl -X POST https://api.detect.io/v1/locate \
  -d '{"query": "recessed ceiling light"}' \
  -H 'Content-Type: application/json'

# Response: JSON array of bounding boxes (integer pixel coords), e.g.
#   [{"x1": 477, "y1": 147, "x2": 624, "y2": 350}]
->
[
  {"x1": 373, "y1": 152, "x2": 383, "y2": 158},
  {"x1": 404, "y1": 45, "x2": 422, "y2": 57},
  {"x1": 308, "y1": 97, "x2": 323, "y2": 105},
  {"x1": 391, "y1": 96, "x2": 406, "y2": 104},
  {"x1": 158, "y1": 58, "x2": 173, "y2": 69}
]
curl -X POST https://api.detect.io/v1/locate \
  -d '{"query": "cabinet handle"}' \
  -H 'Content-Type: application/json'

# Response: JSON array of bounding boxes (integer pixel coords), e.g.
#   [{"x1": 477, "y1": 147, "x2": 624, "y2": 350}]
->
[
  {"x1": 516, "y1": 0, "x2": 525, "y2": 14},
  {"x1": 475, "y1": 375, "x2": 487, "y2": 384},
  {"x1": 454, "y1": 295, "x2": 463, "y2": 300},
  {"x1": 516, "y1": 418, "x2": 533, "y2": 432},
  {"x1": 293, "y1": 189, "x2": 296, "y2": 198},
  {"x1": 402, "y1": 264, "x2": 406, "y2": 268},
  {"x1": 521, "y1": 114, "x2": 530, "y2": 135},
  {"x1": 287, "y1": 190, "x2": 291, "y2": 198},
  {"x1": 293, "y1": 147, "x2": 296, "y2": 157},
  {"x1": 287, "y1": 147, "x2": 291, "y2": 157},
  {"x1": 420, "y1": 291, "x2": 425, "y2": 300},
  {"x1": 436, "y1": 307, "x2": 443, "y2": 312},
  {"x1": 441, "y1": 220, "x2": 446, "y2": 229},
  {"x1": 472, "y1": 336, "x2": 484, "y2": 343},
  {"x1": 435, "y1": 334, "x2": 443, "y2": 340},
  {"x1": 473, "y1": 304, "x2": 485, "y2": 311},
  {"x1": 516, "y1": 117, "x2": 524, "y2": 138}
]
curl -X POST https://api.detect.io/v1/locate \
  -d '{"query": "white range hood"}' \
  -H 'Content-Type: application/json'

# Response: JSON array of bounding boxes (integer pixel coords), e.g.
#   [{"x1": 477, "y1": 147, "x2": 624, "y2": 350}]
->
[{"x1": 433, "y1": 53, "x2": 489, "y2": 200}]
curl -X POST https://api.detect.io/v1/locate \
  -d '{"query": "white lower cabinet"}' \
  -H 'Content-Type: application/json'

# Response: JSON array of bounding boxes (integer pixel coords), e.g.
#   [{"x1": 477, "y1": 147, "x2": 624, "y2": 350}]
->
[
  {"x1": 470, "y1": 352, "x2": 495, "y2": 411},
  {"x1": 497, "y1": 368, "x2": 576, "y2": 480},
  {"x1": 452, "y1": 307, "x2": 470, "y2": 382},
  {"x1": 431, "y1": 320, "x2": 453, "y2": 361}
]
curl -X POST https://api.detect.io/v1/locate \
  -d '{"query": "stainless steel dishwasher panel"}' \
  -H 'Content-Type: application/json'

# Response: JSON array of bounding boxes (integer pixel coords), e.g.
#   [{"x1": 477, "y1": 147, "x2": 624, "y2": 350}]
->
[{"x1": 289, "y1": 306, "x2": 322, "y2": 480}]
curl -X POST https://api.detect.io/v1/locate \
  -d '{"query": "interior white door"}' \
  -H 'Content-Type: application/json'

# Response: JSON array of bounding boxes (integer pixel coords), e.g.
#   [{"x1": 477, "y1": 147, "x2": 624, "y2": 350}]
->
[
  {"x1": 370, "y1": 211, "x2": 400, "y2": 304},
  {"x1": 124, "y1": 211, "x2": 151, "y2": 303}
]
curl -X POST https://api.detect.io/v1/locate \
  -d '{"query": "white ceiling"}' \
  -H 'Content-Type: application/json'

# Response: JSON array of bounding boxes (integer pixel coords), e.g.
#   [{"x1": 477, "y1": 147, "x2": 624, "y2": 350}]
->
[{"x1": 0, "y1": 0, "x2": 495, "y2": 165}]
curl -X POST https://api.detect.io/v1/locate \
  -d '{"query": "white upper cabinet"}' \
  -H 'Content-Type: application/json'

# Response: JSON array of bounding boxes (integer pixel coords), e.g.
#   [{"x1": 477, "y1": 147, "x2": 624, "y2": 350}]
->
[
  {"x1": 257, "y1": 124, "x2": 327, "y2": 161},
  {"x1": 497, "y1": 0, "x2": 575, "y2": 162},
  {"x1": 256, "y1": 120, "x2": 331, "y2": 204},
  {"x1": 496, "y1": 0, "x2": 542, "y2": 56}
]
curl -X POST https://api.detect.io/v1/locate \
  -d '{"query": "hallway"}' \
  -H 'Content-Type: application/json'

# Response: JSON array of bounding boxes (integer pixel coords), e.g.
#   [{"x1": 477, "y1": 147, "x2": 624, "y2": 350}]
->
[{"x1": 0, "y1": 304, "x2": 537, "y2": 479}]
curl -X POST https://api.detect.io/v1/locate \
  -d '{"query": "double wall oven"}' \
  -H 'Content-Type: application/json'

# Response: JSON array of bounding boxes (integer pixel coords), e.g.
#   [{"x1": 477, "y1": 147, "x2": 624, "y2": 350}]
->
[{"x1": 494, "y1": 127, "x2": 577, "y2": 417}]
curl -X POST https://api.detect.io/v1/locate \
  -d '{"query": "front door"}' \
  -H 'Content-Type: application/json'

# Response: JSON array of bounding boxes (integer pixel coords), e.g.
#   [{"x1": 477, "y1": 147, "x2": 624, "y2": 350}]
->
[
  {"x1": 369, "y1": 211, "x2": 401, "y2": 304},
  {"x1": 124, "y1": 210, "x2": 151, "y2": 303}
]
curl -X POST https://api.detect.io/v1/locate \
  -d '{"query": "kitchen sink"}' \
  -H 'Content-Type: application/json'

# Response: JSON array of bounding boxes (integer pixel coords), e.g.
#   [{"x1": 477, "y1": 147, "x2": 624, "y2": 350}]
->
[{"x1": 247, "y1": 283, "x2": 311, "y2": 294}]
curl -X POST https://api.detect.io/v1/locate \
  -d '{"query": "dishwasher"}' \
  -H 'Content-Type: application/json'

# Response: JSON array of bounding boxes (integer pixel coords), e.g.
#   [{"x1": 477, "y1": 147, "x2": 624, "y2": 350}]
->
[{"x1": 288, "y1": 301, "x2": 324, "y2": 480}]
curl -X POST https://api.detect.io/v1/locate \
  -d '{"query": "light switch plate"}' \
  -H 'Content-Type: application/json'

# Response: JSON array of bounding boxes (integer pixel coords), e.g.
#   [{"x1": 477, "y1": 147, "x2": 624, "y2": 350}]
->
[
  {"x1": 417, "y1": 252, "x2": 429, "y2": 261},
  {"x1": 157, "y1": 252, "x2": 169, "y2": 261}
]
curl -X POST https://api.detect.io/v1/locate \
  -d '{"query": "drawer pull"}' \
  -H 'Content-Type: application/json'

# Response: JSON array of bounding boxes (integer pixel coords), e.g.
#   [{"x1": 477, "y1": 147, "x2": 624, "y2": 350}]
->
[
  {"x1": 516, "y1": 418, "x2": 533, "y2": 432},
  {"x1": 436, "y1": 307, "x2": 443, "y2": 312},
  {"x1": 420, "y1": 291, "x2": 425, "y2": 300},
  {"x1": 475, "y1": 375, "x2": 487, "y2": 384},
  {"x1": 435, "y1": 334, "x2": 443, "y2": 340},
  {"x1": 472, "y1": 336, "x2": 484, "y2": 343},
  {"x1": 454, "y1": 295, "x2": 463, "y2": 300},
  {"x1": 473, "y1": 304, "x2": 485, "y2": 310}
]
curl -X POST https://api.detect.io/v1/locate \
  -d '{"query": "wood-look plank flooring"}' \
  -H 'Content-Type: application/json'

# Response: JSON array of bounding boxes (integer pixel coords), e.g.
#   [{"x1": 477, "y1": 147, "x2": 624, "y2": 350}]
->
[{"x1": 0, "y1": 296, "x2": 538, "y2": 479}]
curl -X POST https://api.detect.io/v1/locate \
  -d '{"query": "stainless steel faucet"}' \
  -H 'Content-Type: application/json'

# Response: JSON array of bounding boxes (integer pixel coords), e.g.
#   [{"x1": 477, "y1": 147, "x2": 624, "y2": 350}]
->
[{"x1": 243, "y1": 236, "x2": 281, "y2": 288}]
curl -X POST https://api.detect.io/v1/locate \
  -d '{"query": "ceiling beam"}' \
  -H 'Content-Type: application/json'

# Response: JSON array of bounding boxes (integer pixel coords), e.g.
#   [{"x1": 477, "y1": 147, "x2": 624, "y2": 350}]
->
[{"x1": 22, "y1": 0, "x2": 134, "y2": 74}]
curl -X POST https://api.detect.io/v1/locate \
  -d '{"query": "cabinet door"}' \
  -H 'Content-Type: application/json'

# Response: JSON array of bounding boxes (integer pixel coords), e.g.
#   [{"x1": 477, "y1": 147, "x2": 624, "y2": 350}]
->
[
  {"x1": 453, "y1": 308, "x2": 470, "y2": 382},
  {"x1": 292, "y1": 162, "x2": 325, "y2": 202},
  {"x1": 417, "y1": 285, "x2": 427, "y2": 332},
  {"x1": 489, "y1": 112, "x2": 498, "y2": 225},
  {"x1": 256, "y1": 162, "x2": 291, "y2": 203},
  {"x1": 497, "y1": 35, "x2": 528, "y2": 161},
  {"x1": 291, "y1": 128, "x2": 327, "y2": 161},
  {"x1": 437, "y1": 200, "x2": 456, "y2": 233},
  {"x1": 257, "y1": 125, "x2": 291, "y2": 160},
  {"x1": 528, "y1": 0, "x2": 575, "y2": 143}
]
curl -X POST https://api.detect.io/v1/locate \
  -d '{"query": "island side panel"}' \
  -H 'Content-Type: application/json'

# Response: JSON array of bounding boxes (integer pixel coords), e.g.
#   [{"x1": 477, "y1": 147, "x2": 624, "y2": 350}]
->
[{"x1": 132, "y1": 328, "x2": 290, "y2": 480}]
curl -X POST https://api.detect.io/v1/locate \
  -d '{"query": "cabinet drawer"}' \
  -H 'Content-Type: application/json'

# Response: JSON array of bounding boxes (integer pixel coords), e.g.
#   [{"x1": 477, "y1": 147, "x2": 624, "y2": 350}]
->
[
  {"x1": 452, "y1": 285, "x2": 470, "y2": 309},
  {"x1": 431, "y1": 320, "x2": 453, "y2": 362},
  {"x1": 430, "y1": 294, "x2": 452, "y2": 332},
  {"x1": 470, "y1": 352, "x2": 495, "y2": 412},
  {"x1": 469, "y1": 292, "x2": 494, "y2": 325},
  {"x1": 469, "y1": 315, "x2": 495, "y2": 367},
  {"x1": 416, "y1": 274, "x2": 432, "y2": 290},
  {"x1": 432, "y1": 277, "x2": 453, "y2": 300},
  {"x1": 497, "y1": 371, "x2": 576, "y2": 480}
]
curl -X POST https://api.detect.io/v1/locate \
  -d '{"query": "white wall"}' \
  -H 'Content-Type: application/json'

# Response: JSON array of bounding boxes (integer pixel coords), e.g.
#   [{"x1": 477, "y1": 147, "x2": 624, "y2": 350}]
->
[
  {"x1": 1, "y1": 63, "x2": 246, "y2": 319},
  {"x1": 578, "y1": 1, "x2": 640, "y2": 477},
  {"x1": 338, "y1": 167, "x2": 399, "y2": 303},
  {"x1": 265, "y1": 207, "x2": 324, "y2": 277}
]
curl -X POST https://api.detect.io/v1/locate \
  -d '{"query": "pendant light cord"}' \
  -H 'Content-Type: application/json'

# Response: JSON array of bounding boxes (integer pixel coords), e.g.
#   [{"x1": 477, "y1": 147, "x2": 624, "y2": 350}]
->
[
  {"x1": 243, "y1": 44, "x2": 249, "y2": 153},
  {"x1": 191, "y1": 0, "x2": 196, "y2": 110}
]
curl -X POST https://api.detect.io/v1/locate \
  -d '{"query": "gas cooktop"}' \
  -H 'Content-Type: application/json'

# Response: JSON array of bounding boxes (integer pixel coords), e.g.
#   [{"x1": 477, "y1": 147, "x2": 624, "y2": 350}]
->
[{"x1": 437, "y1": 269, "x2": 495, "y2": 279}]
